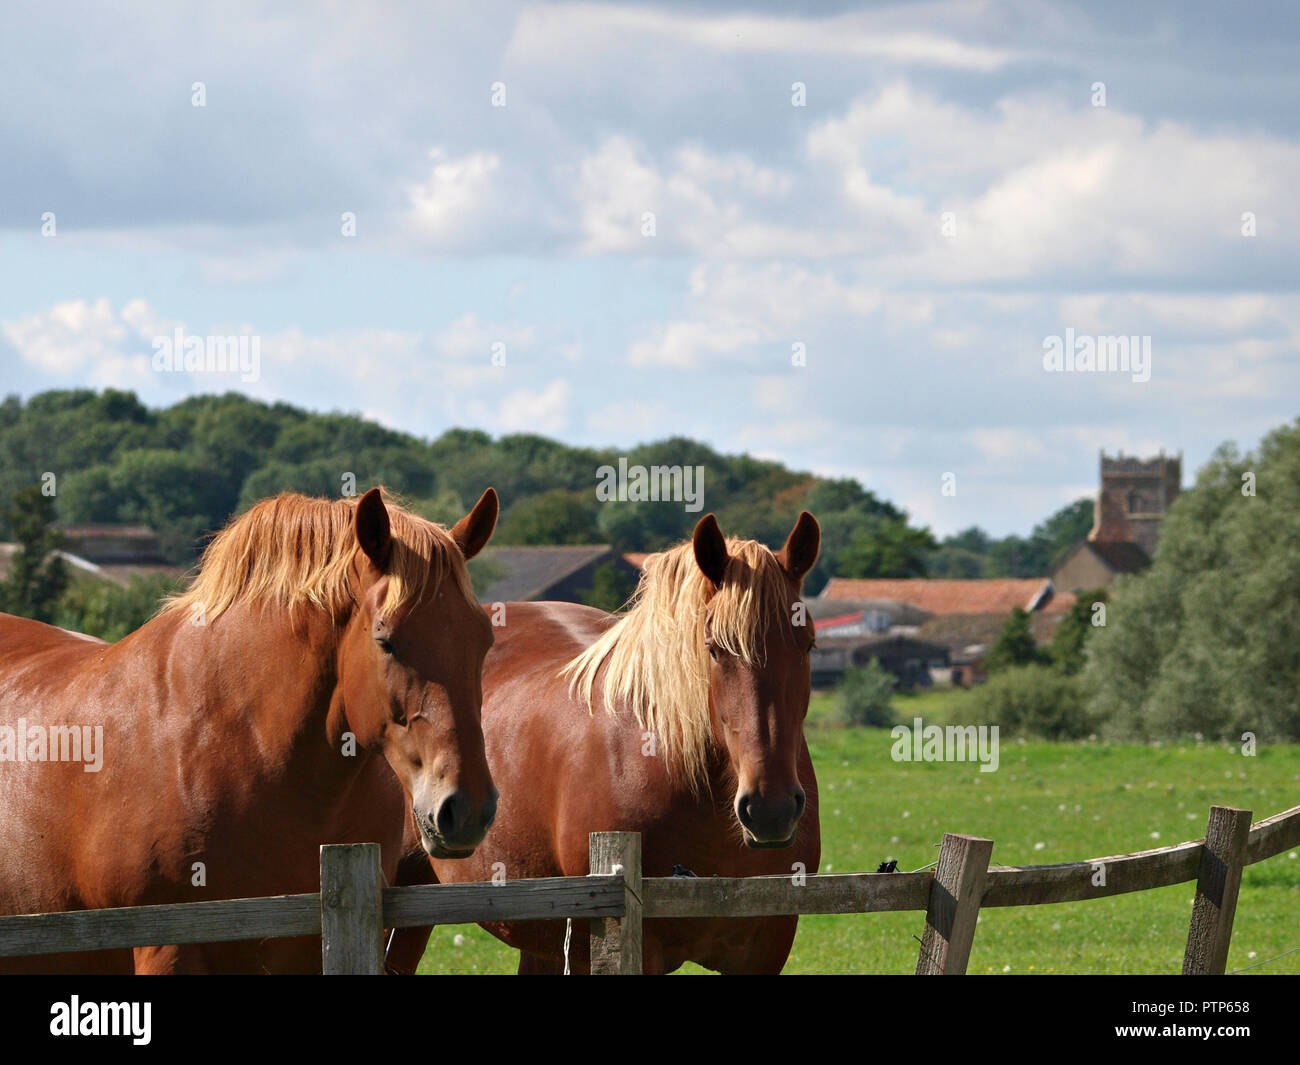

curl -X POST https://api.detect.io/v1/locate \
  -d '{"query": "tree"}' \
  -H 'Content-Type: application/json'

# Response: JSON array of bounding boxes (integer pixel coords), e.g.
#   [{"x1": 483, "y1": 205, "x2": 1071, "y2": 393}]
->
[
  {"x1": 1050, "y1": 589, "x2": 1108, "y2": 675},
  {"x1": 934, "y1": 499, "x2": 1093, "y2": 578},
  {"x1": 0, "y1": 485, "x2": 68, "y2": 623},
  {"x1": 983, "y1": 607, "x2": 1046, "y2": 673},
  {"x1": 925, "y1": 544, "x2": 987, "y2": 578},
  {"x1": 834, "y1": 514, "x2": 936, "y2": 579},
  {"x1": 1083, "y1": 427, "x2": 1300, "y2": 741},
  {"x1": 496, "y1": 490, "x2": 599, "y2": 545},
  {"x1": 578, "y1": 560, "x2": 638, "y2": 613}
]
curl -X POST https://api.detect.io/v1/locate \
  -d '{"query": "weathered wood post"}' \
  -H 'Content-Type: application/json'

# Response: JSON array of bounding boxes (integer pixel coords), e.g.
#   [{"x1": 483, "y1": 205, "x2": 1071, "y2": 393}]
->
[
  {"x1": 589, "y1": 832, "x2": 642, "y2": 974},
  {"x1": 1183, "y1": 805, "x2": 1252, "y2": 975},
  {"x1": 320, "y1": 843, "x2": 385, "y2": 975},
  {"x1": 916, "y1": 833, "x2": 993, "y2": 975}
]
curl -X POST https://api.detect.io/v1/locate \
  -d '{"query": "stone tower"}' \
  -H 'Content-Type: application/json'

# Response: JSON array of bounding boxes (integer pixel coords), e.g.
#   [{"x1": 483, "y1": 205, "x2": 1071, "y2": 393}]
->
[{"x1": 1088, "y1": 450, "x2": 1182, "y2": 558}]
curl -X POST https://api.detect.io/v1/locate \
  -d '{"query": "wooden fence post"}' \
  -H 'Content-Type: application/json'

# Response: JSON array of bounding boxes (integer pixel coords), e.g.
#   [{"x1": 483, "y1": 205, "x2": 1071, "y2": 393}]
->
[
  {"x1": 916, "y1": 833, "x2": 993, "y2": 975},
  {"x1": 320, "y1": 843, "x2": 385, "y2": 975},
  {"x1": 1183, "y1": 805, "x2": 1252, "y2": 975},
  {"x1": 589, "y1": 832, "x2": 642, "y2": 974}
]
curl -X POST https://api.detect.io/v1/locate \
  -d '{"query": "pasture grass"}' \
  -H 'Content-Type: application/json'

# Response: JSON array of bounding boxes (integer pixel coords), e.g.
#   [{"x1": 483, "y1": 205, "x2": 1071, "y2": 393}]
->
[{"x1": 419, "y1": 692, "x2": 1300, "y2": 975}]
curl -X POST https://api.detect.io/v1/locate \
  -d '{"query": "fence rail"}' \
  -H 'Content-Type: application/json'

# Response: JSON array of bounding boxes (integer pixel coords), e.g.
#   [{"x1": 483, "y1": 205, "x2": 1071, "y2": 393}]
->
[{"x1": 0, "y1": 801, "x2": 1296, "y2": 974}]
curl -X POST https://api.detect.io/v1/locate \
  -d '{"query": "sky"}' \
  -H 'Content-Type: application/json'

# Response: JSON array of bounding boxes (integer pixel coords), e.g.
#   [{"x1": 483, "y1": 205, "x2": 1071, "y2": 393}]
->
[{"x1": 1, "y1": 0, "x2": 1297, "y2": 537}]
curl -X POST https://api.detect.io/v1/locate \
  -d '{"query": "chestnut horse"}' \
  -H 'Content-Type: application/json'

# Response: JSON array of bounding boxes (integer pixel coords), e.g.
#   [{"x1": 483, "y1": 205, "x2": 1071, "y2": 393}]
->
[
  {"x1": 386, "y1": 511, "x2": 821, "y2": 974},
  {"x1": 0, "y1": 486, "x2": 499, "y2": 974}
]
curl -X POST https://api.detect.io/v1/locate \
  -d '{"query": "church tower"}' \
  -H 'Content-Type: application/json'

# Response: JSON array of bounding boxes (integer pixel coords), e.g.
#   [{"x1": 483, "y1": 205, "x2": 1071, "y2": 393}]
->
[{"x1": 1088, "y1": 450, "x2": 1182, "y2": 558}]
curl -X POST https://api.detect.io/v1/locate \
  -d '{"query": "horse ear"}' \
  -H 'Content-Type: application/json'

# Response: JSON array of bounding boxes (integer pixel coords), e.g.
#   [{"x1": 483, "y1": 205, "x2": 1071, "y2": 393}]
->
[
  {"x1": 777, "y1": 511, "x2": 820, "y2": 583},
  {"x1": 355, "y1": 487, "x2": 392, "y2": 567},
  {"x1": 692, "y1": 513, "x2": 729, "y2": 588},
  {"x1": 451, "y1": 487, "x2": 499, "y2": 561}
]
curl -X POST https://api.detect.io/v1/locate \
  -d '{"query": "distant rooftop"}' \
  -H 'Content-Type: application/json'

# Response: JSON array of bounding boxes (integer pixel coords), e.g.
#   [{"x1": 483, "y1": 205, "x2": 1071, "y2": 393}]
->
[
  {"x1": 475, "y1": 544, "x2": 615, "y2": 603},
  {"x1": 820, "y1": 578, "x2": 1069, "y2": 615}
]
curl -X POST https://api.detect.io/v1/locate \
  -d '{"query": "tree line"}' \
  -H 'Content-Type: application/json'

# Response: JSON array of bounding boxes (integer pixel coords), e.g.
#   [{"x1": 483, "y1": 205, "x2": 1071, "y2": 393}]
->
[{"x1": 0, "y1": 389, "x2": 1090, "y2": 593}]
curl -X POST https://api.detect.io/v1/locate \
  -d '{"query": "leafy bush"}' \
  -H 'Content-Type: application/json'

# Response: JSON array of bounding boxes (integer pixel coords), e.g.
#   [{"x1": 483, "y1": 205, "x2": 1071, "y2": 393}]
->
[
  {"x1": 954, "y1": 664, "x2": 1093, "y2": 740},
  {"x1": 1049, "y1": 588, "x2": 1108, "y2": 675},
  {"x1": 983, "y1": 607, "x2": 1047, "y2": 674},
  {"x1": 53, "y1": 573, "x2": 181, "y2": 642},
  {"x1": 836, "y1": 658, "x2": 896, "y2": 727}
]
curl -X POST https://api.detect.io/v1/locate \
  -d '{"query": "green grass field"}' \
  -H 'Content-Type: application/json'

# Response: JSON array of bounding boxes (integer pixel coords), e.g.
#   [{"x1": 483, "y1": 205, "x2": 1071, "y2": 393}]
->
[{"x1": 419, "y1": 687, "x2": 1300, "y2": 975}]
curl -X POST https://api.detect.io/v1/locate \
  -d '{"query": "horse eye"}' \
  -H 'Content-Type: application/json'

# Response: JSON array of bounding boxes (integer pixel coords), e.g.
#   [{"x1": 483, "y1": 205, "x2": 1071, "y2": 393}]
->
[
  {"x1": 707, "y1": 644, "x2": 719, "y2": 661},
  {"x1": 376, "y1": 637, "x2": 395, "y2": 655}
]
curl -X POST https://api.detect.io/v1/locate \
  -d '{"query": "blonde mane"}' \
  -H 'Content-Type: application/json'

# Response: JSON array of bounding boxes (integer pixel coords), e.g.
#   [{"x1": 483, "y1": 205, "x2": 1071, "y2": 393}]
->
[
  {"x1": 562, "y1": 536, "x2": 796, "y2": 788},
  {"x1": 162, "y1": 491, "x2": 473, "y2": 625}
]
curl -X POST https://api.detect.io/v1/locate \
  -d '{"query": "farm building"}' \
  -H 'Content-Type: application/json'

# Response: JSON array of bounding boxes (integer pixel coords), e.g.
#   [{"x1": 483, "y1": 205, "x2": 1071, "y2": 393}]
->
[
  {"x1": 805, "y1": 596, "x2": 932, "y2": 636},
  {"x1": 818, "y1": 578, "x2": 1072, "y2": 687},
  {"x1": 819, "y1": 576, "x2": 1070, "y2": 615},
  {"x1": 474, "y1": 544, "x2": 641, "y2": 604},
  {"x1": 1051, "y1": 539, "x2": 1149, "y2": 593},
  {"x1": 810, "y1": 633, "x2": 950, "y2": 689},
  {"x1": 0, "y1": 523, "x2": 182, "y2": 589},
  {"x1": 915, "y1": 611, "x2": 1068, "y2": 688},
  {"x1": 805, "y1": 597, "x2": 941, "y2": 687}
]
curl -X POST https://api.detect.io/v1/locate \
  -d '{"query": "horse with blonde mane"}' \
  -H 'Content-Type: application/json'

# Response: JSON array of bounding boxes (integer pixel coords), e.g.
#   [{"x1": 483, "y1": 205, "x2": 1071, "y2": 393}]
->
[
  {"x1": 385, "y1": 510, "x2": 822, "y2": 974},
  {"x1": 0, "y1": 486, "x2": 498, "y2": 973}
]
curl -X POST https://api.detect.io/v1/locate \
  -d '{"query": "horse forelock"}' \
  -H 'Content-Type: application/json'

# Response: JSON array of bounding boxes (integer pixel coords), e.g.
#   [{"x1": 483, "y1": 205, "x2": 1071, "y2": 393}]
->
[
  {"x1": 561, "y1": 535, "x2": 795, "y2": 790},
  {"x1": 161, "y1": 490, "x2": 474, "y2": 626}
]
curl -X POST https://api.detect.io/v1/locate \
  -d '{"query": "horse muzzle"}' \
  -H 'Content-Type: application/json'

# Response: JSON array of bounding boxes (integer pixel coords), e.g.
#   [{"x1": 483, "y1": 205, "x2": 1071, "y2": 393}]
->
[
  {"x1": 416, "y1": 787, "x2": 498, "y2": 859},
  {"x1": 736, "y1": 786, "x2": 806, "y2": 849}
]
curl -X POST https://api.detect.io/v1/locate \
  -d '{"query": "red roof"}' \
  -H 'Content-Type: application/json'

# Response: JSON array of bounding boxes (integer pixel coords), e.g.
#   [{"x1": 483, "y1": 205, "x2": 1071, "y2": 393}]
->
[
  {"x1": 820, "y1": 578, "x2": 1071, "y2": 615},
  {"x1": 813, "y1": 611, "x2": 866, "y2": 630}
]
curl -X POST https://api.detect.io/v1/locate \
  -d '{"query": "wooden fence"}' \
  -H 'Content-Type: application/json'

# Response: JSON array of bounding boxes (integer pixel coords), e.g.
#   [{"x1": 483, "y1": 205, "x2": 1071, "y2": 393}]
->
[{"x1": 1, "y1": 802, "x2": 1296, "y2": 974}]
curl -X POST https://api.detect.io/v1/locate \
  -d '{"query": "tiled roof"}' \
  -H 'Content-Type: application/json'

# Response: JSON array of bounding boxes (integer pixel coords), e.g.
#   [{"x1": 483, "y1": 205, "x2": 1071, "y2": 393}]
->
[
  {"x1": 0, "y1": 544, "x2": 183, "y2": 588},
  {"x1": 915, "y1": 610, "x2": 1065, "y2": 650},
  {"x1": 819, "y1": 578, "x2": 1069, "y2": 614},
  {"x1": 805, "y1": 597, "x2": 932, "y2": 626},
  {"x1": 476, "y1": 544, "x2": 614, "y2": 603}
]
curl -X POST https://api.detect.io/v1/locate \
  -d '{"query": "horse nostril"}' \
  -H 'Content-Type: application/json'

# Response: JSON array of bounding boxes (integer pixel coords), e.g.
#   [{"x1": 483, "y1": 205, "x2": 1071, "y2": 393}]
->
[
  {"x1": 435, "y1": 793, "x2": 461, "y2": 840},
  {"x1": 793, "y1": 789, "x2": 806, "y2": 818},
  {"x1": 736, "y1": 793, "x2": 756, "y2": 830}
]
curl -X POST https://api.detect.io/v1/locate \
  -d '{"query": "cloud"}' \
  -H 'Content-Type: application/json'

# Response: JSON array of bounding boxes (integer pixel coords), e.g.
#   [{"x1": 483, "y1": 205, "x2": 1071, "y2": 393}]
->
[
  {"x1": 495, "y1": 378, "x2": 571, "y2": 433},
  {"x1": 3, "y1": 298, "x2": 165, "y2": 389},
  {"x1": 407, "y1": 149, "x2": 504, "y2": 246},
  {"x1": 507, "y1": 4, "x2": 1016, "y2": 71}
]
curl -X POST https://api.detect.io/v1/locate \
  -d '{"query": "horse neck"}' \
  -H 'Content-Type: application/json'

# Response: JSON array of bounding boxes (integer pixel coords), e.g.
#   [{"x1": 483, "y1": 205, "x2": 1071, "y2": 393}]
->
[{"x1": 142, "y1": 603, "x2": 364, "y2": 793}]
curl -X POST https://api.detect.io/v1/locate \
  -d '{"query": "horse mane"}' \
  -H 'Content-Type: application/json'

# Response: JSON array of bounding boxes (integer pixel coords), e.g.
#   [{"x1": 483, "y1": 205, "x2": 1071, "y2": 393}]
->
[
  {"x1": 162, "y1": 490, "x2": 473, "y2": 625},
  {"x1": 561, "y1": 535, "x2": 795, "y2": 789}
]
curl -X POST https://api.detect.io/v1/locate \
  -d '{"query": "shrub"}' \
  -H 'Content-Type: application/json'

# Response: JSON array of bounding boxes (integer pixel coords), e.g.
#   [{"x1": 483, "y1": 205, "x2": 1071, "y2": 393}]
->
[
  {"x1": 53, "y1": 573, "x2": 180, "y2": 643},
  {"x1": 954, "y1": 664, "x2": 1093, "y2": 740},
  {"x1": 983, "y1": 607, "x2": 1047, "y2": 674},
  {"x1": 836, "y1": 658, "x2": 896, "y2": 727}
]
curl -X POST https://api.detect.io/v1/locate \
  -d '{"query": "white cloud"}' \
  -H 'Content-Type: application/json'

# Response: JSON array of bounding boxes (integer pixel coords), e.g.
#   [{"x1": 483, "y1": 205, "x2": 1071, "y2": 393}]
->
[
  {"x1": 495, "y1": 378, "x2": 571, "y2": 434},
  {"x1": 407, "y1": 149, "x2": 504, "y2": 245},
  {"x1": 3, "y1": 298, "x2": 165, "y2": 389},
  {"x1": 507, "y1": 5, "x2": 1015, "y2": 71}
]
